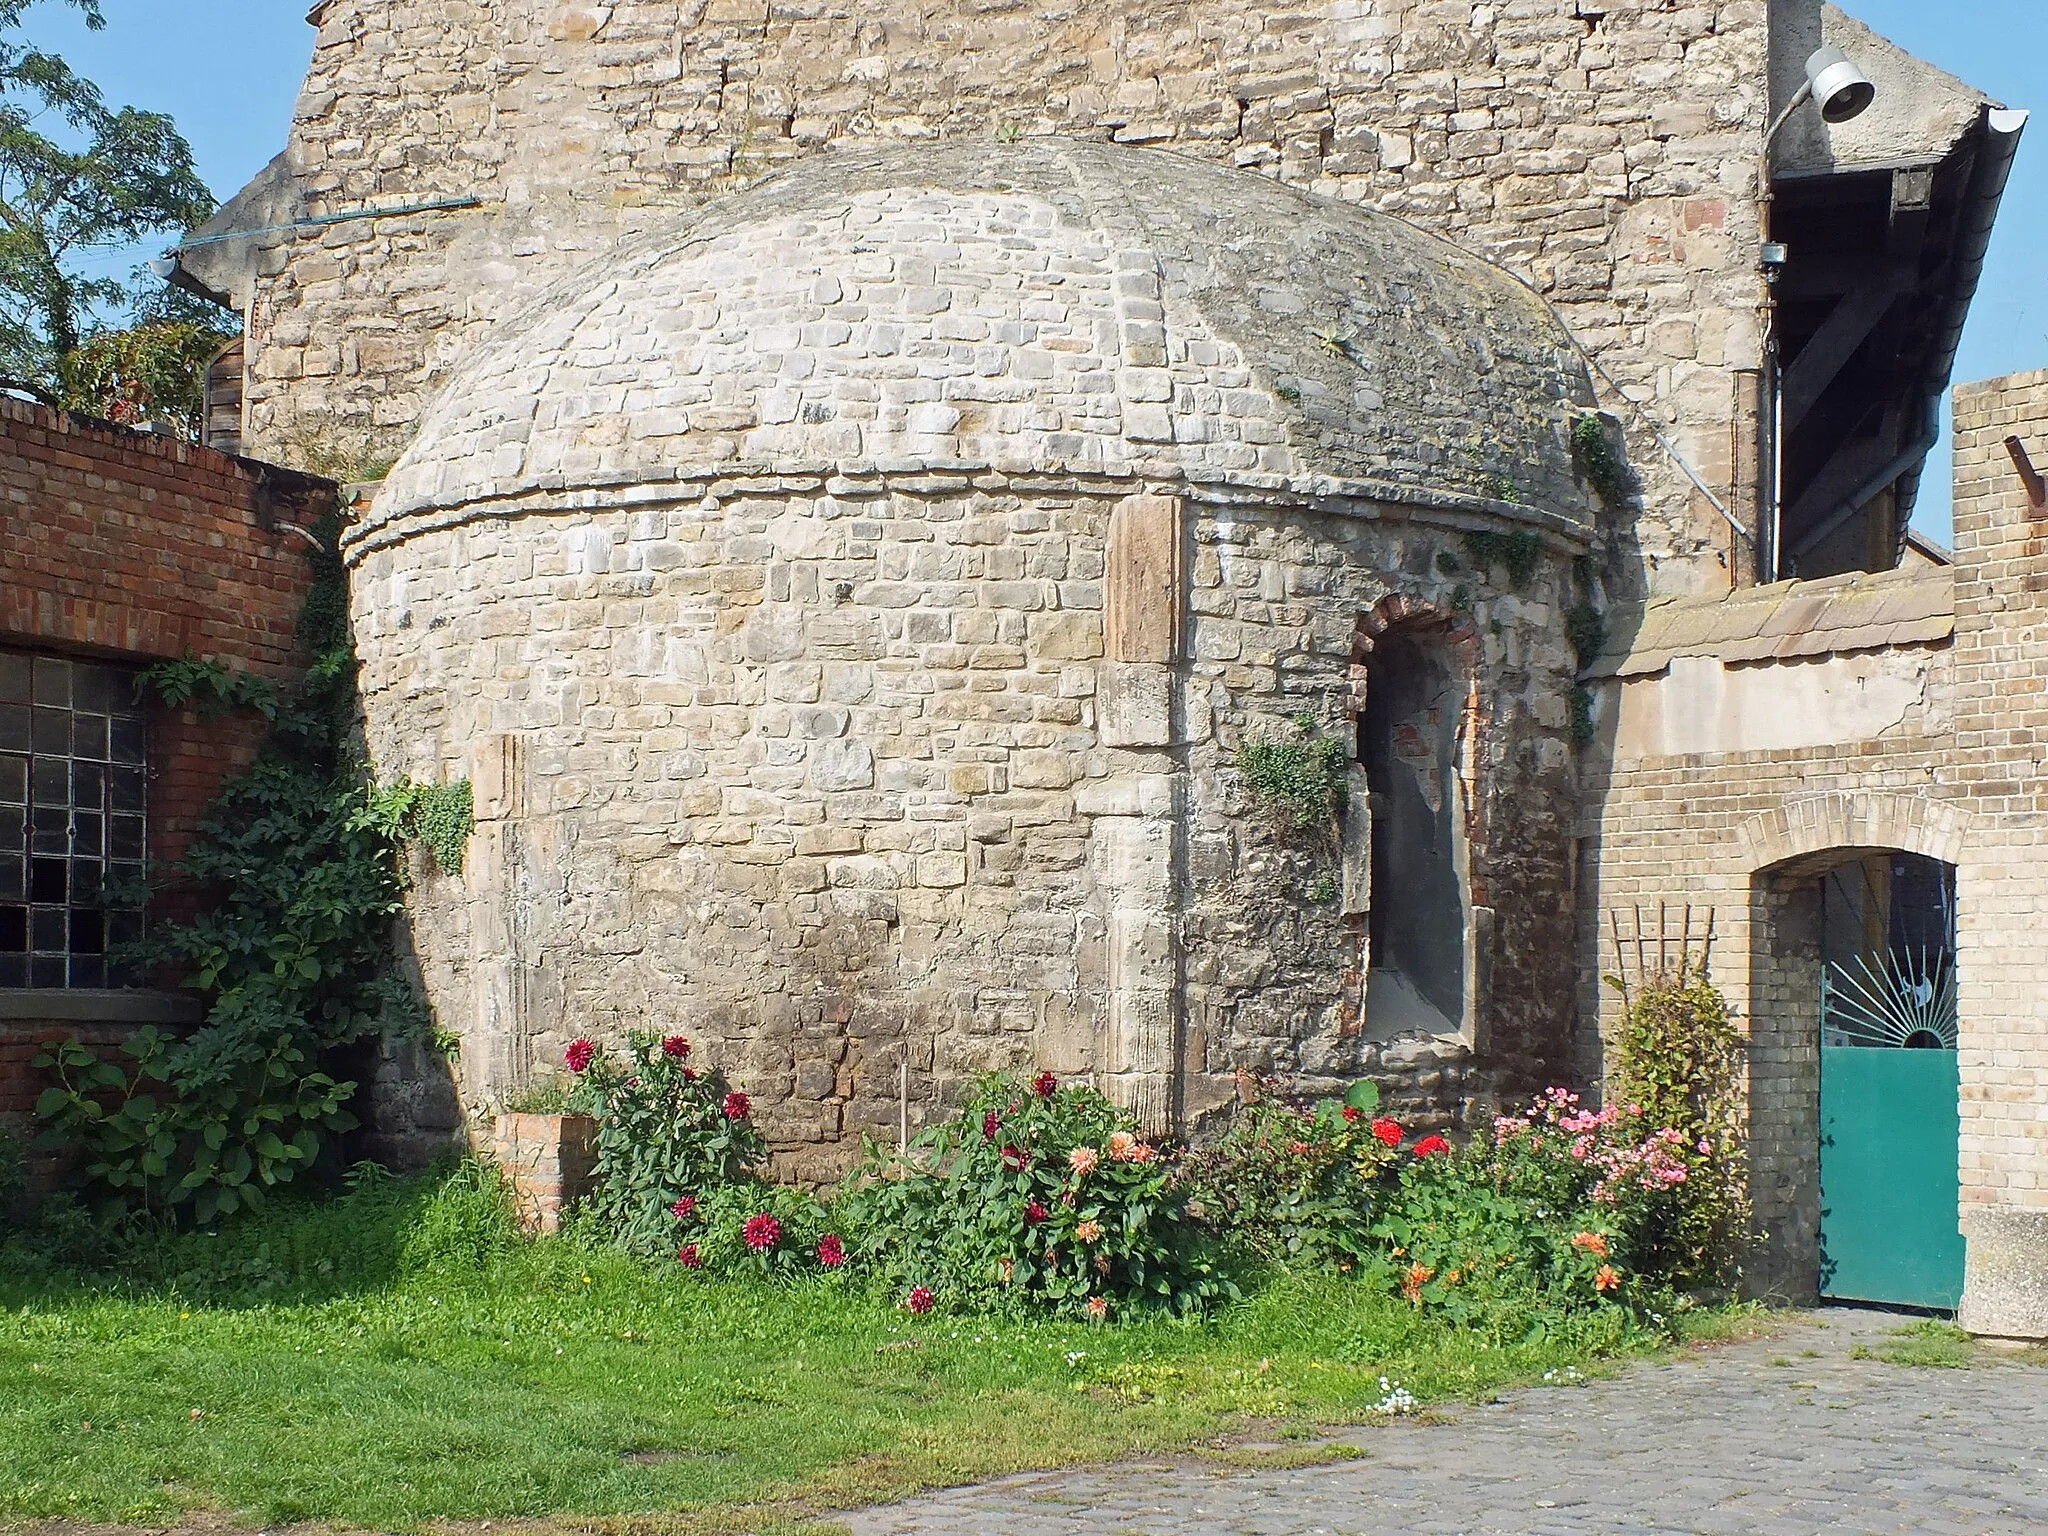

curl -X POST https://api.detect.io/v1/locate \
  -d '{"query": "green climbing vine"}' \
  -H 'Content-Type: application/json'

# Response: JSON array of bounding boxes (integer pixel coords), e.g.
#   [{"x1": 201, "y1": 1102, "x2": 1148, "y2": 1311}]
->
[
  {"x1": 34, "y1": 511, "x2": 473, "y2": 1223},
  {"x1": 1566, "y1": 556, "x2": 1608, "y2": 749},
  {"x1": 1570, "y1": 413, "x2": 1635, "y2": 511},
  {"x1": 1462, "y1": 529, "x2": 1543, "y2": 589}
]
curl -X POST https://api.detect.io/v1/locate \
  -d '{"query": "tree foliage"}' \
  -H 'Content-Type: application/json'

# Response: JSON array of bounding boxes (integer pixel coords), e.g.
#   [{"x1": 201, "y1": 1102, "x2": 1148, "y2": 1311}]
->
[{"x1": 0, "y1": 0, "x2": 225, "y2": 419}]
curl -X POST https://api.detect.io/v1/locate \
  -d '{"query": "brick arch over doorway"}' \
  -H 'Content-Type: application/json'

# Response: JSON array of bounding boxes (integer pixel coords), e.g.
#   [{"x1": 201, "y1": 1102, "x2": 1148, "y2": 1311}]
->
[{"x1": 1737, "y1": 791, "x2": 1970, "y2": 878}]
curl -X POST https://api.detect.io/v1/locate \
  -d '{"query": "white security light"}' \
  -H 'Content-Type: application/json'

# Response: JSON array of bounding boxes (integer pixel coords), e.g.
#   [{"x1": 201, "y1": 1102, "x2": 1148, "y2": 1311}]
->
[
  {"x1": 1765, "y1": 44, "x2": 1878, "y2": 150},
  {"x1": 1805, "y1": 44, "x2": 1876, "y2": 124}
]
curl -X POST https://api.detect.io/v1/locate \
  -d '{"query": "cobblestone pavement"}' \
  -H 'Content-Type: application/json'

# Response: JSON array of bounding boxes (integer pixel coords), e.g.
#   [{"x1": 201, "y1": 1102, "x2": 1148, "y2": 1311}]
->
[{"x1": 844, "y1": 1308, "x2": 2048, "y2": 1536}]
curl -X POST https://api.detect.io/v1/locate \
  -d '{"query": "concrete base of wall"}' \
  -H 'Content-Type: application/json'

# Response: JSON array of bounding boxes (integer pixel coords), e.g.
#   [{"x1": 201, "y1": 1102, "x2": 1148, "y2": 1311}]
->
[{"x1": 1960, "y1": 1208, "x2": 2048, "y2": 1340}]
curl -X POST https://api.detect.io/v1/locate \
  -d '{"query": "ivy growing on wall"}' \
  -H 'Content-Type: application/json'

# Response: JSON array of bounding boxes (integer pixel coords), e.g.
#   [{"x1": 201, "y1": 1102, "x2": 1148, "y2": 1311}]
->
[
  {"x1": 1461, "y1": 529, "x2": 1543, "y2": 589},
  {"x1": 1570, "y1": 413, "x2": 1636, "y2": 511},
  {"x1": 35, "y1": 511, "x2": 474, "y2": 1223}
]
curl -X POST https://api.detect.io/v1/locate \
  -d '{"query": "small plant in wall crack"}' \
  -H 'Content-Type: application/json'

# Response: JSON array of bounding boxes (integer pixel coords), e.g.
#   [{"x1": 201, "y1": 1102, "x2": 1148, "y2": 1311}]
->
[
  {"x1": 1570, "y1": 413, "x2": 1636, "y2": 511},
  {"x1": 1235, "y1": 712, "x2": 1349, "y2": 835}
]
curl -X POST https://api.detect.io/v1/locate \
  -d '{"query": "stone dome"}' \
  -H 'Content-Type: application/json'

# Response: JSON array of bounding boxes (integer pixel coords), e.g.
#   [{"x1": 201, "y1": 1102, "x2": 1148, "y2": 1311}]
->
[{"x1": 360, "y1": 140, "x2": 1596, "y2": 549}]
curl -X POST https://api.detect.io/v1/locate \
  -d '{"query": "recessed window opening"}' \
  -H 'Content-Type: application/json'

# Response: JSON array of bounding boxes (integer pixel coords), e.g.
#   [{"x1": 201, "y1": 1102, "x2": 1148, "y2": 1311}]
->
[
  {"x1": 0, "y1": 649, "x2": 148, "y2": 989},
  {"x1": 1359, "y1": 625, "x2": 1467, "y2": 1038},
  {"x1": 1820, "y1": 852, "x2": 1956, "y2": 1050}
]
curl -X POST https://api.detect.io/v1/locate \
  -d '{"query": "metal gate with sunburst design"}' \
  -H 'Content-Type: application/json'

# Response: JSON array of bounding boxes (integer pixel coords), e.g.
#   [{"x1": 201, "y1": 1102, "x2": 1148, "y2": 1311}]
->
[{"x1": 1818, "y1": 854, "x2": 1963, "y2": 1309}]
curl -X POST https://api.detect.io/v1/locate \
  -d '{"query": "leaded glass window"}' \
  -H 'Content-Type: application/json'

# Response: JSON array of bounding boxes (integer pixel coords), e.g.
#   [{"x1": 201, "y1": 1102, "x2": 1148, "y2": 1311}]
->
[{"x1": 0, "y1": 650, "x2": 148, "y2": 988}]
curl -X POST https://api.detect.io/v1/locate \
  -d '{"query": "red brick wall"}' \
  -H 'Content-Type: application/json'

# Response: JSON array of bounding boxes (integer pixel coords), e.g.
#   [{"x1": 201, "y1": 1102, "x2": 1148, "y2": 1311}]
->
[
  {"x1": 0, "y1": 398, "x2": 327, "y2": 878},
  {"x1": 0, "y1": 401, "x2": 329, "y2": 1139}
]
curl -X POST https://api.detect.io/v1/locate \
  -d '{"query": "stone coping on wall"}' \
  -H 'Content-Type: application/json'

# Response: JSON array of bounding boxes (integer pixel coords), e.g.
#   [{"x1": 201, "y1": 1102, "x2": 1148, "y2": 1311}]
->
[
  {"x1": 342, "y1": 460, "x2": 1593, "y2": 565},
  {"x1": 1587, "y1": 563, "x2": 1955, "y2": 680},
  {"x1": 0, "y1": 990, "x2": 203, "y2": 1026}
]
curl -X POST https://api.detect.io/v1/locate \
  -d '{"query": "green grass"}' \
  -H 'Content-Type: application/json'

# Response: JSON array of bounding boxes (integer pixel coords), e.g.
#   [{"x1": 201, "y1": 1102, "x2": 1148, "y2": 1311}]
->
[
  {"x1": 0, "y1": 1168, "x2": 1722, "y2": 1533},
  {"x1": 1851, "y1": 1318, "x2": 1978, "y2": 1369}
]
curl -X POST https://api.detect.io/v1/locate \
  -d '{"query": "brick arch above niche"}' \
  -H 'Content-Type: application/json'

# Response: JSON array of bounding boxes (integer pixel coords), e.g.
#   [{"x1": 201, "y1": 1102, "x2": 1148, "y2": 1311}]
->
[{"x1": 1739, "y1": 790, "x2": 1971, "y2": 878}]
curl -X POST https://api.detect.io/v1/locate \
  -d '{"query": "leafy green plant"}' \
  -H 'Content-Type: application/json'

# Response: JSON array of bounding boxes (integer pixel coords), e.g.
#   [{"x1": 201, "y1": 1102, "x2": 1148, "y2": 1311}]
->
[
  {"x1": 33, "y1": 1029, "x2": 358, "y2": 1224},
  {"x1": 563, "y1": 1030, "x2": 768, "y2": 1257},
  {"x1": 1235, "y1": 713, "x2": 1348, "y2": 833},
  {"x1": 686, "y1": 1181, "x2": 841, "y2": 1278},
  {"x1": 33, "y1": 513, "x2": 466, "y2": 1223},
  {"x1": 1605, "y1": 973, "x2": 1749, "y2": 1287},
  {"x1": 1570, "y1": 413, "x2": 1635, "y2": 510},
  {"x1": 1570, "y1": 684, "x2": 1597, "y2": 747},
  {"x1": 368, "y1": 778, "x2": 474, "y2": 876},
  {"x1": 497, "y1": 1078, "x2": 579, "y2": 1115},
  {"x1": 1462, "y1": 530, "x2": 1543, "y2": 589},
  {"x1": 840, "y1": 1071, "x2": 1234, "y2": 1320},
  {"x1": 1176, "y1": 1079, "x2": 1397, "y2": 1268}
]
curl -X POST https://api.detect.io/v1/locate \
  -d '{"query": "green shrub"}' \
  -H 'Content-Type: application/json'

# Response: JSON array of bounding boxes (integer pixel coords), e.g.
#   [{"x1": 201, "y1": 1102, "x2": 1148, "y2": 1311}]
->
[
  {"x1": 1371, "y1": 1087, "x2": 1703, "y2": 1335},
  {"x1": 1175, "y1": 1079, "x2": 1398, "y2": 1267},
  {"x1": 399, "y1": 1157, "x2": 521, "y2": 1277},
  {"x1": 1606, "y1": 974, "x2": 1749, "y2": 1287},
  {"x1": 565, "y1": 1029, "x2": 767, "y2": 1256},
  {"x1": 840, "y1": 1072, "x2": 1234, "y2": 1320}
]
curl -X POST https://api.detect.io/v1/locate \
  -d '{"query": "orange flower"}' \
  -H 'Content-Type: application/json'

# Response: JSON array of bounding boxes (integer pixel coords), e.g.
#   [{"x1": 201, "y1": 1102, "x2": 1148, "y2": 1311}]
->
[
  {"x1": 1571, "y1": 1232, "x2": 1609, "y2": 1258},
  {"x1": 1075, "y1": 1219, "x2": 1104, "y2": 1243},
  {"x1": 1107, "y1": 1131, "x2": 1139, "y2": 1161},
  {"x1": 1401, "y1": 1261, "x2": 1435, "y2": 1303},
  {"x1": 1595, "y1": 1264, "x2": 1621, "y2": 1293},
  {"x1": 1087, "y1": 1296, "x2": 1109, "y2": 1321},
  {"x1": 1068, "y1": 1146, "x2": 1099, "y2": 1175}
]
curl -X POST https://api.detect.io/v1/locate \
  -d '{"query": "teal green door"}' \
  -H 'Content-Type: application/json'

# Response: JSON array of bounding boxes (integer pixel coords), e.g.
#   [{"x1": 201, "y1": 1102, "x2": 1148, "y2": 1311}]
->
[{"x1": 1818, "y1": 1046, "x2": 1963, "y2": 1308}]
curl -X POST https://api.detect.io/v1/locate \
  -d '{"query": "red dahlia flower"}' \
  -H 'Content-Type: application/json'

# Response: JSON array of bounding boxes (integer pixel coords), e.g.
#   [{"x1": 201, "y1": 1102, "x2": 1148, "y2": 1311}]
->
[
  {"x1": 677, "y1": 1244, "x2": 702, "y2": 1268},
  {"x1": 1413, "y1": 1134, "x2": 1451, "y2": 1159},
  {"x1": 1289, "y1": 1141, "x2": 1312, "y2": 1157},
  {"x1": 1031, "y1": 1071, "x2": 1059, "y2": 1098},
  {"x1": 1025, "y1": 1199, "x2": 1049, "y2": 1224},
  {"x1": 743, "y1": 1213, "x2": 782, "y2": 1251},
  {"x1": 983, "y1": 1110, "x2": 1001, "y2": 1140},
  {"x1": 817, "y1": 1234, "x2": 846, "y2": 1268},
  {"x1": 1371, "y1": 1118, "x2": 1403, "y2": 1147},
  {"x1": 661, "y1": 1034, "x2": 690, "y2": 1058},
  {"x1": 671, "y1": 1196, "x2": 697, "y2": 1220},
  {"x1": 1342, "y1": 1105, "x2": 1363, "y2": 1124},
  {"x1": 906, "y1": 1286, "x2": 935, "y2": 1315},
  {"x1": 723, "y1": 1090, "x2": 751, "y2": 1120},
  {"x1": 565, "y1": 1038, "x2": 596, "y2": 1074},
  {"x1": 1001, "y1": 1144, "x2": 1032, "y2": 1171}
]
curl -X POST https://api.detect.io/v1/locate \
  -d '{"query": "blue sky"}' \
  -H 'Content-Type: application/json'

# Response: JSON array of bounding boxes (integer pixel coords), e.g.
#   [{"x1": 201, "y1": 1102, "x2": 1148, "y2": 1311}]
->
[{"x1": 32, "y1": 0, "x2": 2045, "y2": 542}]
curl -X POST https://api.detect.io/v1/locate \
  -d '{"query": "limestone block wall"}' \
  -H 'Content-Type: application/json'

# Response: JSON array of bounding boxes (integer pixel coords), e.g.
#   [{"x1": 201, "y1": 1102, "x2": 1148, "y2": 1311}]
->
[
  {"x1": 240, "y1": 0, "x2": 1770, "y2": 595},
  {"x1": 348, "y1": 470, "x2": 1582, "y2": 1176}
]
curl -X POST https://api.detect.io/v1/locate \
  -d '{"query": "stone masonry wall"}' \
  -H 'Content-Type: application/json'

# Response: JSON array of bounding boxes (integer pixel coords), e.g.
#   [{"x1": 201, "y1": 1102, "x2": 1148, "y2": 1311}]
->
[
  {"x1": 1579, "y1": 368, "x2": 2048, "y2": 1305},
  {"x1": 349, "y1": 470, "x2": 1581, "y2": 1178},
  {"x1": 243, "y1": 0, "x2": 1769, "y2": 597}
]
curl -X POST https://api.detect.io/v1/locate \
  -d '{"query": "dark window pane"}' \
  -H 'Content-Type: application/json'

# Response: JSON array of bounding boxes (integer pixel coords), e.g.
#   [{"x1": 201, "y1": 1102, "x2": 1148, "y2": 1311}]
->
[
  {"x1": 69, "y1": 954, "x2": 105, "y2": 988},
  {"x1": 107, "y1": 861, "x2": 143, "y2": 899},
  {"x1": 0, "y1": 705, "x2": 25, "y2": 753},
  {"x1": 107, "y1": 910, "x2": 142, "y2": 949},
  {"x1": 31, "y1": 706, "x2": 68, "y2": 754},
  {"x1": 73, "y1": 666, "x2": 121, "y2": 712},
  {"x1": 0, "y1": 754, "x2": 22, "y2": 803},
  {"x1": 109, "y1": 815, "x2": 144, "y2": 860},
  {"x1": 30, "y1": 806, "x2": 66, "y2": 854},
  {"x1": 110, "y1": 717, "x2": 145, "y2": 765},
  {"x1": 0, "y1": 855, "x2": 19, "y2": 900},
  {"x1": 109, "y1": 768, "x2": 145, "y2": 814},
  {"x1": 29, "y1": 954, "x2": 65, "y2": 987},
  {"x1": 31, "y1": 759, "x2": 66, "y2": 806},
  {"x1": 0, "y1": 952, "x2": 22, "y2": 987},
  {"x1": 28, "y1": 857, "x2": 65, "y2": 903},
  {"x1": 29, "y1": 906, "x2": 66, "y2": 951},
  {"x1": 30, "y1": 655, "x2": 69, "y2": 706},
  {"x1": 68, "y1": 908, "x2": 103, "y2": 955},
  {"x1": 0, "y1": 806, "x2": 19, "y2": 848},
  {"x1": 72, "y1": 713, "x2": 107, "y2": 760},
  {"x1": 0, "y1": 905, "x2": 23, "y2": 950},
  {"x1": 0, "y1": 653, "x2": 27, "y2": 704},
  {"x1": 71, "y1": 810, "x2": 102, "y2": 855},
  {"x1": 70, "y1": 858, "x2": 101, "y2": 903},
  {"x1": 72, "y1": 762, "x2": 102, "y2": 807}
]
